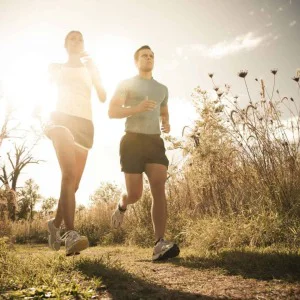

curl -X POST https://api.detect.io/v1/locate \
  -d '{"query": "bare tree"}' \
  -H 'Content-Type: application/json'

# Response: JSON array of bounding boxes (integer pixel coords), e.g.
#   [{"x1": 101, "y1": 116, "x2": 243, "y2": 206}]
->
[
  {"x1": 0, "y1": 144, "x2": 42, "y2": 220},
  {"x1": 0, "y1": 102, "x2": 19, "y2": 149}
]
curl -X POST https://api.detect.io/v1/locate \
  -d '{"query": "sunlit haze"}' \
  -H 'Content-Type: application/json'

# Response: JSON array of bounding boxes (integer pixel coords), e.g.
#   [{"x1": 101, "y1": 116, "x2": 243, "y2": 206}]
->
[{"x1": 0, "y1": 0, "x2": 299, "y2": 206}]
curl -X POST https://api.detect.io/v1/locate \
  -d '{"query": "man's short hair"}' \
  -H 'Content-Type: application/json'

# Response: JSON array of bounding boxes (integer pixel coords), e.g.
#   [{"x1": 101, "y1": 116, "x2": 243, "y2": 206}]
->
[{"x1": 134, "y1": 45, "x2": 153, "y2": 61}]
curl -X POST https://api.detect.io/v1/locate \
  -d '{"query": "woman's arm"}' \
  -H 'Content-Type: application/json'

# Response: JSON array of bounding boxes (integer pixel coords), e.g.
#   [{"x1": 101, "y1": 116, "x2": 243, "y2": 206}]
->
[
  {"x1": 48, "y1": 63, "x2": 61, "y2": 83},
  {"x1": 83, "y1": 56, "x2": 106, "y2": 102}
]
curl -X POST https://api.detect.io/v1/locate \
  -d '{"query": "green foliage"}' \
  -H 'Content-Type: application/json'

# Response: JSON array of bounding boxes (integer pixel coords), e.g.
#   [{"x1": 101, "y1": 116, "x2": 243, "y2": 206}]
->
[
  {"x1": 40, "y1": 197, "x2": 57, "y2": 217},
  {"x1": 90, "y1": 181, "x2": 122, "y2": 205},
  {"x1": 17, "y1": 179, "x2": 41, "y2": 221},
  {"x1": 0, "y1": 244, "x2": 102, "y2": 299}
]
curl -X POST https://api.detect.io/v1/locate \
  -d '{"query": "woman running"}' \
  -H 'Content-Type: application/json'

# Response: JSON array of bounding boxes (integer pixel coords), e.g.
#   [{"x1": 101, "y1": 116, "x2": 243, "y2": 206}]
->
[{"x1": 46, "y1": 30, "x2": 106, "y2": 256}]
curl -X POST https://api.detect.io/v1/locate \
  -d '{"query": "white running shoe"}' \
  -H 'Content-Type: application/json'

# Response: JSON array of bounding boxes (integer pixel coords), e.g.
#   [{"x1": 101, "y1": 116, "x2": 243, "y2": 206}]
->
[
  {"x1": 111, "y1": 203, "x2": 126, "y2": 229},
  {"x1": 61, "y1": 230, "x2": 89, "y2": 256},
  {"x1": 47, "y1": 219, "x2": 61, "y2": 251},
  {"x1": 152, "y1": 239, "x2": 180, "y2": 261}
]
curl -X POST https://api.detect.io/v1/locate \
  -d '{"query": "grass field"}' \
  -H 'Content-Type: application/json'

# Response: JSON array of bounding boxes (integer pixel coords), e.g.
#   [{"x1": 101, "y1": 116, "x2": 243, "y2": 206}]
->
[{"x1": 1, "y1": 241, "x2": 300, "y2": 299}]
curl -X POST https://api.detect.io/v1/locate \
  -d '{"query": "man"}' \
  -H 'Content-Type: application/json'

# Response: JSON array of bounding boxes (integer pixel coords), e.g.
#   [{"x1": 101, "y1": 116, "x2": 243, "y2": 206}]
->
[{"x1": 108, "y1": 45, "x2": 180, "y2": 261}]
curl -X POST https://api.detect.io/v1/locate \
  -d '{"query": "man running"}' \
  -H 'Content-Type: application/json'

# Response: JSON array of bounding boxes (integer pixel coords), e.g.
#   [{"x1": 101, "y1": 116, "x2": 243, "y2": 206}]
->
[{"x1": 109, "y1": 45, "x2": 180, "y2": 261}]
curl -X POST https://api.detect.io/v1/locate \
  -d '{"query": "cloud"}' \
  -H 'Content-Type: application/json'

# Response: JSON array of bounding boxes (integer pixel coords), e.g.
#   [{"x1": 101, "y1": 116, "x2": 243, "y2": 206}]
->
[
  {"x1": 266, "y1": 22, "x2": 273, "y2": 27},
  {"x1": 175, "y1": 32, "x2": 266, "y2": 60},
  {"x1": 162, "y1": 59, "x2": 180, "y2": 71},
  {"x1": 176, "y1": 47, "x2": 183, "y2": 57},
  {"x1": 289, "y1": 20, "x2": 296, "y2": 27},
  {"x1": 206, "y1": 32, "x2": 265, "y2": 59}
]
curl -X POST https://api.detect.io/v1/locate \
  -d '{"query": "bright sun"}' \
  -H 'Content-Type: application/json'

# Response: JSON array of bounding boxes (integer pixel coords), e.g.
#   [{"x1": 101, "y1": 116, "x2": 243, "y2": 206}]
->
[
  {"x1": 2, "y1": 34, "x2": 136, "y2": 127},
  {"x1": 3, "y1": 53, "x2": 53, "y2": 124}
]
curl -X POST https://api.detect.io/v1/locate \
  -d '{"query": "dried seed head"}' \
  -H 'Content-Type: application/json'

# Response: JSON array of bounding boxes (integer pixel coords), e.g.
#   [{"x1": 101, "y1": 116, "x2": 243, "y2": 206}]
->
[
  {"x1": 217, "y1": 91, "x2": 224, "y2": 97},
  {"x1": 238, "y1": 70, "x2": 248, "y2": 78},
  {"x1": 271, "y1": 69, "x2": 278, "y2": 75}
]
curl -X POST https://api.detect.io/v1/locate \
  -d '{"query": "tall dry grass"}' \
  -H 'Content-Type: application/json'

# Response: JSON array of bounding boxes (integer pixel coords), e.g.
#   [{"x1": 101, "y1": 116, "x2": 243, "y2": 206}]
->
[
  {"x1": 2, "y1": 70, "x2": 300, "y2": 252},
  {"x1": 165, "y1": 70, "x2": 300, "y2": 250}
]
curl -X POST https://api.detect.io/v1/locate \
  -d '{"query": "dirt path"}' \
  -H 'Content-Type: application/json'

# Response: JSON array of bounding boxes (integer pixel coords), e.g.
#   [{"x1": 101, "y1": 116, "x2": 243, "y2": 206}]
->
[{"x1": 76, "y1": 246, "x2": 300, "y2": 299}]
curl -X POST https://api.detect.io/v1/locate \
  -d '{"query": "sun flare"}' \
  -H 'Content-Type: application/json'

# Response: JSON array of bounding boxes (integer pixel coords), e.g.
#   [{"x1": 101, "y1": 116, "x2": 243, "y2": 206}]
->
[{"x1": 2, "y1": 34, "x2": 136, "y2": 128}]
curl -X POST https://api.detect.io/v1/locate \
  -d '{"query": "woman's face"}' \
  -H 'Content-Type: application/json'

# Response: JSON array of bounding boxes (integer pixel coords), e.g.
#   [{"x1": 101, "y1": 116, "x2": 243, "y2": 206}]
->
[{"x1": 65, "y1": 31, "x2": 84, "y2": 55}]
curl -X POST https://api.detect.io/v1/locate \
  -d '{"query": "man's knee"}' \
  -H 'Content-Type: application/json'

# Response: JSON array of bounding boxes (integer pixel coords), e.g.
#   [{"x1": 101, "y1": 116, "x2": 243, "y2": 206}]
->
[
  {"x1": 127, "y1": 191, "x2": 142, "y2": 203},
  {"x1": 150, "y1": 179, "x2": 166, "y2": 190}
]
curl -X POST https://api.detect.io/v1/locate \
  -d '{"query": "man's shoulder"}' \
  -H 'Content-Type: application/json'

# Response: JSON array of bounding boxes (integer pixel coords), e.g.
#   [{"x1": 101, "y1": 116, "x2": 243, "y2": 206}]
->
[
  {"x1": 118, "y1": 76, "x2": 137, "y2": 87},
  {"x1": 152, "y1": 79, "x2": 168, "y2": 91}
]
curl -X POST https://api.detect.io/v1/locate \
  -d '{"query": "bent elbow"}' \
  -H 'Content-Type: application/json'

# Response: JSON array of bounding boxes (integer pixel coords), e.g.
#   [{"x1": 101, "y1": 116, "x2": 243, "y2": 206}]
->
[
  {"x1": 99, "y1": 91, "x2": 107, "y2": 103},
  {"x1": 108, "y1": 109, "x2": 115, "y2": 119}
]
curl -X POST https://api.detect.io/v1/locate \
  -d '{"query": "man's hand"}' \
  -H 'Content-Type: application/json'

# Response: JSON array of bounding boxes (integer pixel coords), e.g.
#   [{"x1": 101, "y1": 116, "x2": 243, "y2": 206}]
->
[
  {"x1": 161, "y1": 122, "x2": 170, "y2": 133},
  {"x1": 136, "y1": 97, "x2": 157, "y2": 113}
]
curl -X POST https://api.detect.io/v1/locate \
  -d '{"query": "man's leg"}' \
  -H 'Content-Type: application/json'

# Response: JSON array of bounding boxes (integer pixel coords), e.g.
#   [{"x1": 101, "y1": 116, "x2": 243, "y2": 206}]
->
[
  {"x1": 121, "y1": 173, "x2": 144, "y2": 208},
  {"x1": 111, "y1": 173, "x2": 143, "y2": 228},
  {"x1": 145, "y1": 163, "x2": 180, "y2": 261},
  {"x1": 145, "y1": 164, "x2": 167, "y2": 241}
]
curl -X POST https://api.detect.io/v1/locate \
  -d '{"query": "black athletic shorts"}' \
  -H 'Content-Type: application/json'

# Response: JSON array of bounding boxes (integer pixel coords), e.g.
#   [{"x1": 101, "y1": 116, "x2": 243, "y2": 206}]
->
[
  {"x1": 45, "y1": 111, "x2": 94, "y2": 150},
  {"x1": 120, "y1": 132, "x2": 169, "y2": 174}
]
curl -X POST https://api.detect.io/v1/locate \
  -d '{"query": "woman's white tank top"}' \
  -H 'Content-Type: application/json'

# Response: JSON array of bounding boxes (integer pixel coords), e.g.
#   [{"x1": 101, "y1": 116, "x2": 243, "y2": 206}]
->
[{"x1": 49, "y1": 64, "x2": 93, "y2": 120}]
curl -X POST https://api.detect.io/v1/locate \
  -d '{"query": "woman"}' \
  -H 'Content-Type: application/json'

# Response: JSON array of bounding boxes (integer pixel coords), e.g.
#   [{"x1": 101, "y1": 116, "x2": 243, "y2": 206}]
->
[{"x1": 46, "y1": 31, "x2": 106, "y2": 256}]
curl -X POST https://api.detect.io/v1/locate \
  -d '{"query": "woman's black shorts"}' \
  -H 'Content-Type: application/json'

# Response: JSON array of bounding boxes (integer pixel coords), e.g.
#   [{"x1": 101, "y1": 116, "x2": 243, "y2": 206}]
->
[{"x1": 45, "y1": 111, "x2": 94, "y2": 150}]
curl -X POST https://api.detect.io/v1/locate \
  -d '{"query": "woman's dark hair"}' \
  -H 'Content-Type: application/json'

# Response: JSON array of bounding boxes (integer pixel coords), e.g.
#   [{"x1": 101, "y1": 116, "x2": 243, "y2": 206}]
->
[{"x1": 64, "y1": 31, "x2": 83, "y2": 47}]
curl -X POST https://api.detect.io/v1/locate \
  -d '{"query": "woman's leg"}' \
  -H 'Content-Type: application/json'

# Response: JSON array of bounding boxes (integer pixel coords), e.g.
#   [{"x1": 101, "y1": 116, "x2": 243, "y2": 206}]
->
[
  {"x1": 54, "y1": 145, "x2": 88, "y2": 227},
  {"x1": 50, "y1": 128, "x2": 78, "y2": 231}
]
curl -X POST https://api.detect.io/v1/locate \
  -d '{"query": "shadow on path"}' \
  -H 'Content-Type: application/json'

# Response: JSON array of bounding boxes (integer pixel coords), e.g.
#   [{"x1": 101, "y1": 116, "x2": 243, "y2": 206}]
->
[
  {"x1": 171, "y1": 249, "x2": 300, "y2": 282},
  {"x1": 75, "y1": 256, "x2": 222, "y2": 300}
]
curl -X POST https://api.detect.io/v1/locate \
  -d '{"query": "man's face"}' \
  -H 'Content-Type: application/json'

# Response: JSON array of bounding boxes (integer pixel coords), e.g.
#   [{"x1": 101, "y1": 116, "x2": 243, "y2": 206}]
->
[{"x1": 135, "y1": 49, "x2": 154, "y2": 72}]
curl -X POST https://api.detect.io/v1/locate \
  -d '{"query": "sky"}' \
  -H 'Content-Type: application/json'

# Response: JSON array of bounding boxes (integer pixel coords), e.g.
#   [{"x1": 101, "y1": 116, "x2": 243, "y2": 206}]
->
[{"x1": 0, "y1": 0, "x2": 299, "y2": 206}]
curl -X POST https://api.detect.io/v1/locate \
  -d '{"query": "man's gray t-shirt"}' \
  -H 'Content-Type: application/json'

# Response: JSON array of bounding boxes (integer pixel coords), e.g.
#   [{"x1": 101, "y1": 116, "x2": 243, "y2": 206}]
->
[{"x1": 114, "y1": 75, "x2": 168, "y2": 134}]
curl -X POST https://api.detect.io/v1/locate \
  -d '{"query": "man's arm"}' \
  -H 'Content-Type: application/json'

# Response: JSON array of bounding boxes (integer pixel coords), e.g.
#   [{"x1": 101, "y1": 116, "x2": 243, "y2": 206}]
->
[
  {"x1": 160, "y1": 105, "x2": 170, "y2": 133},
  {"x1": 108, "y1": 94, "x2": 157, "y2": 119}
]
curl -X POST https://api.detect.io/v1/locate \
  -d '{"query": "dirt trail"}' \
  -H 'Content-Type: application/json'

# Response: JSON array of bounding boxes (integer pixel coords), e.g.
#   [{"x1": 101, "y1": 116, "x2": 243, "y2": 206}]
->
[{"x1": 80, "y1": 246, "x2": 300, "y2": 299}]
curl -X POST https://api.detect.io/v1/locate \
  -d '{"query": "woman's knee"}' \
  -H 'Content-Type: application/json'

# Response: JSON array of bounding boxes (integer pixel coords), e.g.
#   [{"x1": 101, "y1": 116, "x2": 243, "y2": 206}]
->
[
  {"x1": 74, "y1": 184, "x2": 80, "y2": 193},
  {"x1": 61, "y1": 170, "x2": 77, "y2": 186}
]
